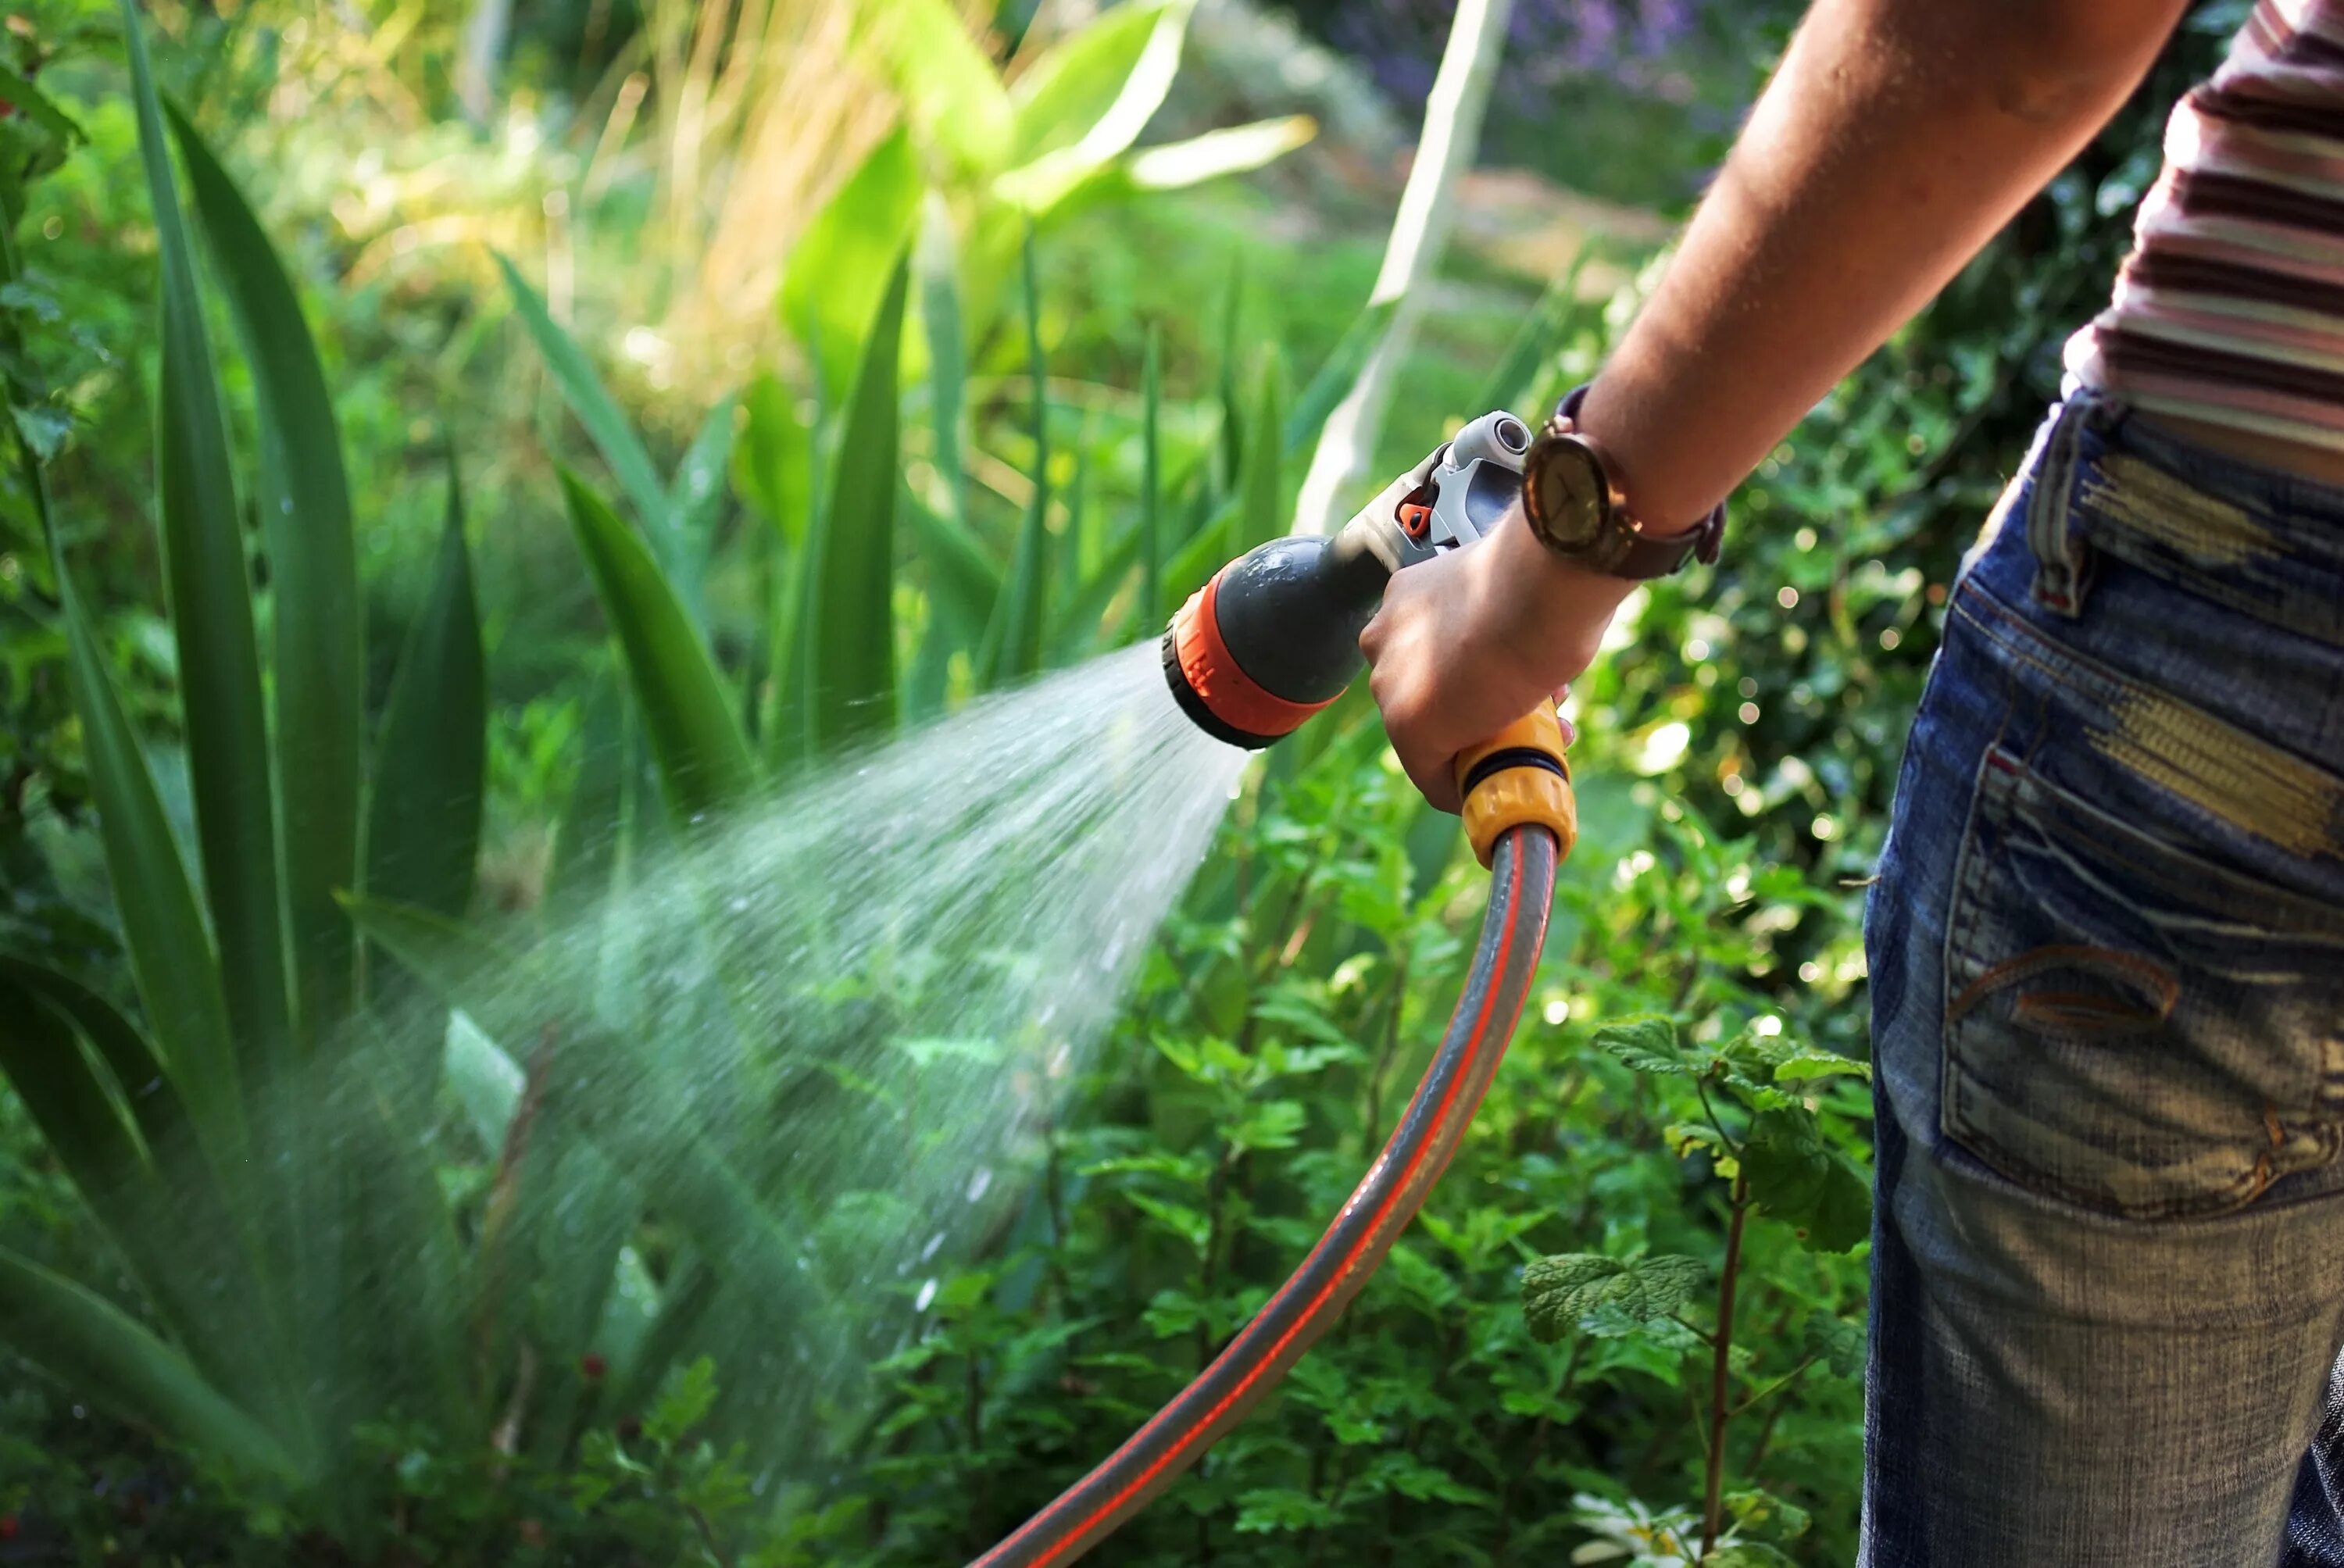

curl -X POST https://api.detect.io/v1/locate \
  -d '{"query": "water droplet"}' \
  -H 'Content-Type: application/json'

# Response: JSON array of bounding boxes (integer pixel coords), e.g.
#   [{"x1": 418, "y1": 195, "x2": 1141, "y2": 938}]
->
[{"x1": 913, "y1": 1278, "x2": 938, "y2": 1313}]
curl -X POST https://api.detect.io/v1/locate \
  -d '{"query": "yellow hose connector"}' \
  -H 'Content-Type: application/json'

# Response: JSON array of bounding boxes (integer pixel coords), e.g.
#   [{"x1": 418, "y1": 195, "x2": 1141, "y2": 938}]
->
[{"x1": 1453, "y1": 707, "x2": 1577, "y2": 870}]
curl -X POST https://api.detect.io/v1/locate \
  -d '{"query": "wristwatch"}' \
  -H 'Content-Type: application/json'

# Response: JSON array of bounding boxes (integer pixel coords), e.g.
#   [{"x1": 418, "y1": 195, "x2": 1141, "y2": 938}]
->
[{"x1": 1520, "y1": 384, "x2": 1726, "y2": 578}]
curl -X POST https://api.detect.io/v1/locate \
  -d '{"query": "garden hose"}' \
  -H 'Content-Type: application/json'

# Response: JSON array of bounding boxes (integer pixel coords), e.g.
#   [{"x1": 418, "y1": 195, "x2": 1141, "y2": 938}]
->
[{"x1": 967, "y1": 416, "x2": 1575, "y2": 1568}]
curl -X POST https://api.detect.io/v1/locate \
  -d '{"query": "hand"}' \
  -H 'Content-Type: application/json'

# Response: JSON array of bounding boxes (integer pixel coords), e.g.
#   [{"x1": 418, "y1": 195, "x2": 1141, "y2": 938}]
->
[{"x1": 1359, "y1": 509, "x2": 1634, "y2": 812}]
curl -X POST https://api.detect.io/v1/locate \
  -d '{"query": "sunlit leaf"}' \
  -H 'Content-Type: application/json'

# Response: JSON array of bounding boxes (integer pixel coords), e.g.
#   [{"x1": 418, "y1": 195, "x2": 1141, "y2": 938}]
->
[
  {"x1": 780, "y1": 127, "x2": 920, "y2": 406},
  {"x1": 1521, "y1": 1253, "x2": 1706, "y2": 1343}
]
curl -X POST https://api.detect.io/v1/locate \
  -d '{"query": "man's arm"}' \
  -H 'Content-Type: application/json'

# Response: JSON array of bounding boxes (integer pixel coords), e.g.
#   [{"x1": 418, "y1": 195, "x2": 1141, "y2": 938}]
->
[{"x1": 1363, "y1": 0, "x2": 2189, "y2": 811}]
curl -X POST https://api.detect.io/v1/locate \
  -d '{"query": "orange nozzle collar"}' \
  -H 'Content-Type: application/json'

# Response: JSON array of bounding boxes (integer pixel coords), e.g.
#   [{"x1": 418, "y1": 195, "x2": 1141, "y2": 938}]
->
[{"x1": 1169, "y1": 570, "x2": 1342, "y2": 747}]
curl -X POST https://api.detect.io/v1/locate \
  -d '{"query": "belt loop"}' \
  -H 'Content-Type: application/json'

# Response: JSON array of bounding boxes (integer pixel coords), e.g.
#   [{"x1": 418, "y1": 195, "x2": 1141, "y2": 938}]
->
[{"x1": 2024, "y1": 391, "x2": 2105, "y2": 618}]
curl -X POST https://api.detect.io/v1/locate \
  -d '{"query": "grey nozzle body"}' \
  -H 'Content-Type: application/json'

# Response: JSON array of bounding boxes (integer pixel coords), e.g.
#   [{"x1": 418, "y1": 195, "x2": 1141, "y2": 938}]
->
[{"x1": 1210, "y1": 527, "x2": 1392, "y2": 707}]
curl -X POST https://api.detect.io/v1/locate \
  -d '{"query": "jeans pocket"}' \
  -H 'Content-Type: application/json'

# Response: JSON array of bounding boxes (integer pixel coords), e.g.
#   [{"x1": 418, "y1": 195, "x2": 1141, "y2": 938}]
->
[{"x1": 1940, "y1": 738, "x2": 2344, "y2": 1220}]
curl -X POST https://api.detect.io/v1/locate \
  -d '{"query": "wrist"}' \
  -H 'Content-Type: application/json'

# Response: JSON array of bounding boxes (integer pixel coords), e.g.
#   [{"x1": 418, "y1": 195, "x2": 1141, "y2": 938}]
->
[{"x1": 1478, "y1": 505, "x2": 1635, "y2": 680}]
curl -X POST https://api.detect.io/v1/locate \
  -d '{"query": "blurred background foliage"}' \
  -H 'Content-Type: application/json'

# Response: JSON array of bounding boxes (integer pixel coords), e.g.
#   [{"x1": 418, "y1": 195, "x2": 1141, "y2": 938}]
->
[{"x1": 0, "y1": 0, "x2": 2244, "y2": 1561}]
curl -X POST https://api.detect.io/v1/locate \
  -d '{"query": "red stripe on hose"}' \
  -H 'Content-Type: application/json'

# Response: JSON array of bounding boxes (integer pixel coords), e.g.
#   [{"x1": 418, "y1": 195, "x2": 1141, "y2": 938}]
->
[{"x1": 989, "y1": 838, "x2": 1536, "y2": 1568}]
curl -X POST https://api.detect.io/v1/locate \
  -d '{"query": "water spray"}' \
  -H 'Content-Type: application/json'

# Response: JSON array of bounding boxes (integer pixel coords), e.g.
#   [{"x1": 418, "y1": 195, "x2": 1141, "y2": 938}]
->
[{"x1": 972, "y1": 415, "x2": 1578, "y2": 1566}]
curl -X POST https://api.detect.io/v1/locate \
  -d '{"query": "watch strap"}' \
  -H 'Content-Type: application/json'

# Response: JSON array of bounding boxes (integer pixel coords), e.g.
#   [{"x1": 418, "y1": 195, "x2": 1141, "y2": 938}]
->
[{"x1": 1546, "y1": 384, "x2": 1725, "y2": 579}]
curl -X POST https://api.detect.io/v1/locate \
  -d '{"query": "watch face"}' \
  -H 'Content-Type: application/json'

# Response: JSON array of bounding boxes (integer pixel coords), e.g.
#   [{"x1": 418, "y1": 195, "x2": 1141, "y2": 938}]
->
[{"x1": 1530, "y1": 437, "x2": 1607, "y2": 552}]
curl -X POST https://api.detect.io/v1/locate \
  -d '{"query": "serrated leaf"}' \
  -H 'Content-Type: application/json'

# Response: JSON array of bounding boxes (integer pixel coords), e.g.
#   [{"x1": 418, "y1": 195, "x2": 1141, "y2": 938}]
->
[
  {"x1": 1521, "y1": 1253, "x2": 1706, "y2": 1343},
  {"x1": 1742, "y1": 1109, "x2": 1871, "y2": 1253},
  {"x1": 1590, "y1": 1014, "x2": 1685, "y2": 1075},
  {"x1": 1802, "y1": 1311, "x2": 1865, "y2": 1379},
  {"x1": 1774, "y1": 1049, "x2": 1871, "y2": 1084}
]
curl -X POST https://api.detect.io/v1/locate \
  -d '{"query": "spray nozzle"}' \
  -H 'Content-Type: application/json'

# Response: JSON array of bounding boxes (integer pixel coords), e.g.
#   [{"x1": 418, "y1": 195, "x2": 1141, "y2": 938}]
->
[{"x1": 1161, "y1": 409, "x2": 1574, "y2": 863}]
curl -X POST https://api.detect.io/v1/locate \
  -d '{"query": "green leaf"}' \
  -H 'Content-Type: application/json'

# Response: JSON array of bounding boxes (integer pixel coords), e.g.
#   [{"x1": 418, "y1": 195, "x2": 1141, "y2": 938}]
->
[
  {"x1": 735, "y1": 373, "x2": 813, "y2": 546},
  {"x1": 0, "y1": 66, "x2": 84, "y2": 150},
  {"x1": 1590, "y1": 1014, "x2": 1686, "y2": 1076},
  {"x1": 999, "y1": 0, "x2": 1189, "y2": 202},
  {"x1": 1285, "y1": 298, "x2": 1396, "y2": 457},
  {"x1": 48, "y1": 573, "x2": 243, "y2": 1166},
  {"x1": 780, "y1": 127, "x2": 920, "y2": 405},
  {"x1": 0, "y1": 1245, "x2": 297, "y2": 1480},
  {"x1": 365, "y1": 470, "x2": 484, "y2": 923},
  {"x1": 1141, "y1": 323, "x2": 1162, "y2": 625},
  {"x1": 495, "y1": 252, "x2": 675, "y2": 574},
  {"x1": 1521, "y1": 1253, "x2": 1706, "y2": 1344},
  {"x1": 1802, "y1": 1311, "x2": 1866, "y2": 1379},
  {"x1": 917, "y1": 194, "x2": 969, "y2": 529},
  {"x1": 167, "y1": 102, "x2": 363, "y2": 1042},
  {"x1": 1236, "y1": 348, "x2": 1286, "y2": 551},
  {"x1": 123, "y1": 0, "x2": 292, "y2": 1077},
  {"x1": 1124, "y1": 116, "x2": 1316, "y2": 192},
  {"x1": 1703, "y1": 1544, "x2": 1798, "y2": 1566},
  {"x1": 667, "y1": 392, "x2": 737, "y2": 560},
  {"x1": 0, "y1": 979, "x2": 145, "y2": 1203},
  {"x1": 1741, "y1": 1109, "x2": 1872, "y2": 1253},
  {"x1": 854, "y1": 0, "x2": 1011, "y2": 172},
  {"x1": 560, "y1": 469, "x2": 756, "y2": 823},
  {"x1": 805, "y1": 252, "x2": 908, "y2": 751},
  {"x1": 0, "y1": 959, "x2": 184, "y2": 1157},
  {"x1": 1724, "y1": 1487, "x2": 1813, "y2": 1543},
  {"x1": 906, "y1": 495, "x2": 1002, "y2": 646},
  {"x1": 1773, "y1": 1048, "x2": 1872, "y2": 1084},
  {"x1": 985, "y1": 230, "x2": 1051, "y2": 686},
  {"x1": 547, "y1": 675, "x2": 625, "y2": 913},
  {"x1": 1472, "y1": 255, "x2": 1590, "y2": 414}
]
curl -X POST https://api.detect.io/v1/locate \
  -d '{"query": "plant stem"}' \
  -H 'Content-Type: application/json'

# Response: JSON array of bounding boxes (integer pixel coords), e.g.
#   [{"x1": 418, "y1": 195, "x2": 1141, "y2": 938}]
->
[{"x1": 1701, "y1": 1174, "x2": 1751, "y2": 1556}]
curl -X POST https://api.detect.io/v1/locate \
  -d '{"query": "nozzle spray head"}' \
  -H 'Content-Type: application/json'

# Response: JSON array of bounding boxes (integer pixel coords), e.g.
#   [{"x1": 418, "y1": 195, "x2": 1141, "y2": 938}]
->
[{"x1": 1161, "y1": 410, "x2": 1535, "y2": 749}]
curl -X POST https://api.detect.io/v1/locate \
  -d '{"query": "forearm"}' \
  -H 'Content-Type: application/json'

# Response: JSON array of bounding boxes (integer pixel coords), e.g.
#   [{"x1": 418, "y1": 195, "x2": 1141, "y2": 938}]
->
[{"x1": 1577, "y1": 0, "x2": 2188, "y2": 530}]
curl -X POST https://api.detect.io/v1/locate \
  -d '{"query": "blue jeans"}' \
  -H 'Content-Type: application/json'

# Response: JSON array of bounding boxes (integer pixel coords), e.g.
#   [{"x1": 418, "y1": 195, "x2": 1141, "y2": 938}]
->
[{"x1": 1861, "y1": 391, "x2": 2344, "y2": 1566}]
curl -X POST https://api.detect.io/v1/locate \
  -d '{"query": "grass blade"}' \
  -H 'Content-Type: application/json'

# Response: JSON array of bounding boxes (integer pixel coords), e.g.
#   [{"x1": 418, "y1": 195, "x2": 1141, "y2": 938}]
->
[
  {"x1": 667, "y1": 391, "x2": 738, "y2": 580},
  {"x1": 123, "y1": 0, "x2": 291, "y2": 1077},
  {"x1": 918, "y1": 195, "x2": 969, "y2": 529},
  {"x1": 805, "y1": 252, "x2": 909, "y2": 751},
  {"x1": 0, "y1": 958, "x2": 186, "y2": 1157},
  {"x1": 547, "y1": 674, "x2": 624, "y2": 913},
  {"x1": 778, "y1": 127, "x2": 920, "y2": 409},
  {"x1": 49, "y1": 573, "x2": 243, "y2": 1169},
  {"x1": 985, "y1": 230, "x2": 1052, "y2": 686},
  {"x1": 1471, "y1": 252, "x2": 1589, "y2": 413},
  {"x1": 0, "y1": 980, "x2": 146, "y2": 1202},
  {"x1": 1286, "y1": 298, "x2": 1398, "y2": 455},
  {"x1": 1238, "y1": 347, "x2": 1287, "y2": 551},
  {"x1": 364, "y1": 467, "x2": 485, "y2": 923},
  {"x1": 166, "y1": 102, "x2": 362, "y2": 1041},
  {"x1": 0, "y1": 1245, "x2": 297, "y2": 1480},
  {"x1": 560, "y1": 468, "x2": 756, "y2": 823},
  {"x1": 495, "y1": 252, "x2": 677, "y2": 577},
  {"x1": 1142, "y1": 324, "x2": 1162, "y2": 626},
  {"x1": 736, "y1": 372, "x2": 813, "y2": 546}
]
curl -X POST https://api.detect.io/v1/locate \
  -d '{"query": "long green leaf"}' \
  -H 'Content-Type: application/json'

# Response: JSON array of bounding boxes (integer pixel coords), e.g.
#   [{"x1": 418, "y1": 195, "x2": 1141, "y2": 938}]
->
[
  {"x1": 805, "y1": 252, "x2": 909, "y2": 751},
  {"x1": 0, "y1": 959, "x2": 184, "y2": 1156},
  {"x1": 546, "y1": 675, "x2": 625, "y2": 914},
  {"x1": 736, "y1": 372, "x2": 813, "y2": 547},
  {"x1": 123, "y1": 0, "x2": 291, "y2": 1078},
  {"x1": 1142, "y1": 324, "x2": 1162, "y2": 626},
  {"x1": 918, "y1": 195, "x2": 970, "y2": 529},
  {"x1": 560, "y1": 469, "x2": 756, "y2": 823},
  {"x1": 0, "y1": 981, "x2": 145, "y2": 1202},
  {"x1": 495, "y1": 253, "x2": 670, "y2": 547},
  {"x1": 853, "y1": 0, "x2": 1012, "y2": 173},
  {"x1": 986, "y1": 230, "x2": 1052, "y2": 686},
  {"x1": 1238, "y1": 348, "x2": 1287, "y2": 551},
  {"x1": 365, "y1": 470, "x2": 484, "y2": 923},
  {"x1": 49, "y1": 575, "x2": 243, "y2": 1167},
  {"x1": 906, "y1": 493, "x2": 1002, "y2": 644},
  {"x1": 1002, "y1": 0, "x2": 1187, "y2": 172},
  {"x1": 1287, "y1": 298, "x2": 1399, "y2": 455},
  {"x1": 779, "y1": 127, "x2": 920, "y2": 407},
  {"x1": 1472, "y1": 253, "x2": 1590, "y2": 413},
  {"x1": 167, "y1": 102, "x2": 363, "y2": 1043},
  {"x1": 668, "y1": 392, "x2": 738, "y2": 567},
  {"x1": 0, "y1": 1245, "x2": 296, "y2": 1480}
]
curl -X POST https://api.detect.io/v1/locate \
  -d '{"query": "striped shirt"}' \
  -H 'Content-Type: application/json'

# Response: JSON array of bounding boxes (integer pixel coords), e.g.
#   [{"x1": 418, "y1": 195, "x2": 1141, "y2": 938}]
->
[{"x1": 2065, "y1": 0, "x2": 2344, "y2": 452}]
